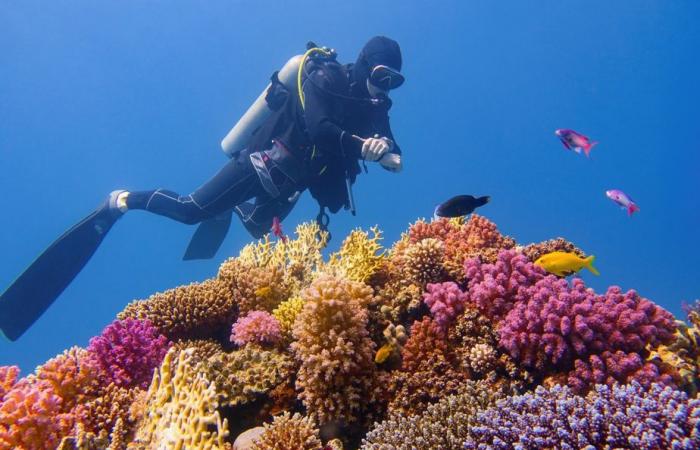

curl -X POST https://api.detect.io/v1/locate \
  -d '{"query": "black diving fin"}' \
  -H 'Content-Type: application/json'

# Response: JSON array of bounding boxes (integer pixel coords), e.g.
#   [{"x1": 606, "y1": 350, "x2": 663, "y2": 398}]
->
[
  {"x1": 182, "y1": 211, "x2": 232, "y2": 260},
  {"x1": 0, "y1": 200, "x2": 122, "y2": 342}
]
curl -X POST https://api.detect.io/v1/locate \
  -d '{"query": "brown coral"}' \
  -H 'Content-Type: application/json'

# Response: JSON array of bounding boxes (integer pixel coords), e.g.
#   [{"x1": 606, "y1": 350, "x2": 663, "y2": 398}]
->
[
  {"x1": 520, "y1": 237, "x2": 586, "y2": 262},
  {"x1": 250, "y1": 412, "x2": 322, "y2": 450},
  {"x1": 75, "y1": 383, "x2": 142, "y2": 437},
  {"x1": 218, "y1": 258, "x2": 294, "y2": 313},
  {"x1": 403, "y1": 238, "x2": 446, "y2": 287},
  {"x1": 292, "y1": 275, "x2": 384, "y2": 425},
  {"x1": 118, "y1": 278, "x2": 236, "y2": 340}
]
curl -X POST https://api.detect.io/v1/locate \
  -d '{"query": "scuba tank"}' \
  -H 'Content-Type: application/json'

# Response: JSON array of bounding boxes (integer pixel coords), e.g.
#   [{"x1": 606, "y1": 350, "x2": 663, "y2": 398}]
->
[
  {"x1": 220, "y1": 44, "x2": 337, "y2": 158},
  {"x1": 220, "y1": 54, "x2": 302, "y2": 157}
]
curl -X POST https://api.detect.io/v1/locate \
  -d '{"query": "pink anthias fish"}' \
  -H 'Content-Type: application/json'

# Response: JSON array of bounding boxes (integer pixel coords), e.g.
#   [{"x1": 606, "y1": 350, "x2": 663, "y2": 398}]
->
[
  {"x1": 606, "y1": 189, "x2": 640, "y2": 216},
  {"x1": 271, "y1": 216, "x2": 287, "y2": 242},
  {"x1": 555, "y1": 129, "x2": 598, "y2": 157}
]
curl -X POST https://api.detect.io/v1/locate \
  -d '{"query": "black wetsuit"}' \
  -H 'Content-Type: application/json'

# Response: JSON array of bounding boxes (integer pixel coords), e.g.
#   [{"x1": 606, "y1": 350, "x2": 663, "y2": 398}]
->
[{"x1": 126, "y1": 55, "x2": 401, "y2": 237}]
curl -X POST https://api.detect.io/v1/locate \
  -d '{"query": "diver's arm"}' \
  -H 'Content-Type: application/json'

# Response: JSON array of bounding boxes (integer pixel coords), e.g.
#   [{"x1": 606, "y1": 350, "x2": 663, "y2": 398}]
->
[{"x1": 302, "y1": 70, "x2": 362, "y2": 157}]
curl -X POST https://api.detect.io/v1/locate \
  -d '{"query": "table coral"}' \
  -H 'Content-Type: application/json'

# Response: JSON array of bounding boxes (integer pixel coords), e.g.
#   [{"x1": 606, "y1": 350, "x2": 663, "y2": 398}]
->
[
  {"x1": 230, "y1": 311, "x2": 282, "y2": 347},
  {"x1": 499, "y1": 277, "x2": 676, "y2": 374},
  {"x1": 129, "y1": 348, "x2": 229, "y2": 449},
  {"x1": 250, "y1": 412, "x2": 322, "y2": 450},
  {"x1": 118, "y1": 278, "x2": 236, "y2": 340},
  {"x1": 87, "y1": 319, "x2": 170, "y2": 390},
  {"x1": 292, "y1": 275, "x2": 383, "y2": 424},
  {"x1": 463, "y1": 382, "x2": 700, "y2": 450},
  {"x1": 464, "y1": 249, "x2": 546, "y2": 321}
]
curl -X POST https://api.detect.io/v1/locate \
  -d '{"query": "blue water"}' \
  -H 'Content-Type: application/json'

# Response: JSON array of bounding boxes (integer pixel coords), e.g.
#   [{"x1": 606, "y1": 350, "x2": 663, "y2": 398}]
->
[{"x1": 1, "y1": 1, "x2": 698, "y2": 372}]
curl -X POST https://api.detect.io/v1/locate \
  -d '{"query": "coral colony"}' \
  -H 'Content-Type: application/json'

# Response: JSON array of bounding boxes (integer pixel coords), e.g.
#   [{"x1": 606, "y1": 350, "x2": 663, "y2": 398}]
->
[{"x1": 1, "y1": 216, "x2": 698, "y2": 450}]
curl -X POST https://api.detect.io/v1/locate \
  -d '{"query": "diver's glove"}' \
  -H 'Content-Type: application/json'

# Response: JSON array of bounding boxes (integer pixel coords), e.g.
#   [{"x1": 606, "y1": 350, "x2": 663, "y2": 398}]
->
[
  {"x1": 379, "y1": 153, "x2": 402, "y2": 172},
  {"x1": 361, "y1": 134, "x2": 393, "y2": 161}
]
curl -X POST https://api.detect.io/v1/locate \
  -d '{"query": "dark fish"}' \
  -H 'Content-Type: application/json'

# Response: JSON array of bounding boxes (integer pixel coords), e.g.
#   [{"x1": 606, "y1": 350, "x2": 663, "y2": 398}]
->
[{"x1": 434, "y1": 195, "x2": 490, "y2": 218}]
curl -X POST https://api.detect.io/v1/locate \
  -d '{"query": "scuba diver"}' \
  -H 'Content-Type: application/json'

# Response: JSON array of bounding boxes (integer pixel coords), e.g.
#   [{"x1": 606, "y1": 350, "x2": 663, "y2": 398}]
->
[{"x1": 0, "y1": 36, "x2": 405, "y2": 341}]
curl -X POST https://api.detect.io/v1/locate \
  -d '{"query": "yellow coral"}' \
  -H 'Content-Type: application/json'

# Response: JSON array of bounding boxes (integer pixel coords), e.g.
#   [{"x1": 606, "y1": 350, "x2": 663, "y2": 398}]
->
[
  {"x1": 272, "y1": 296, "x2": 305, "y2": 338},
  {"x1": 129, "y1": 348, "x2": 229, "y2": 449},
  {"x1": 647, "y1": 320, "x2": 700, "y2": 396},
  {"x1": 322, "y1": 226, "x2": 385, "y2": 283}
]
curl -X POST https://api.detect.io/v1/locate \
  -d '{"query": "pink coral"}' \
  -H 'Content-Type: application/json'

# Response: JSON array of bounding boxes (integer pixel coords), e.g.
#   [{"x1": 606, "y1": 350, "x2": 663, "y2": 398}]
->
[
  {"x1": 0, "y1": 367, "x2": 19, "y2": 400},
  {"x1": 0, "y1": 378, "x2": 74, "y2": 450},
  {"x1": 499, "y1": 276, "x2": 677, "y2": 372},
  {"x1": 464, "y1": 249, "x2": 546, "y2": 320},
  {"x1": 567, "y1": 351, "x2": 675, "y2": 394},
  {"x1": 423, "y1": 282, "x2": 468, "y2": 329},
  {"x1": 230, "y1": 310, "x2": 282, "y2": 347},
  {"x1": 87, "y1": 318, "x2": 171, "y2": 390}
]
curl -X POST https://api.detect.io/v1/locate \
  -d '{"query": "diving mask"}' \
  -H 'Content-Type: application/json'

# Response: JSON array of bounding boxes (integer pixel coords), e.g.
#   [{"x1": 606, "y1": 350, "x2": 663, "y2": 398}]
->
[{"x1": 369, "y1": 64, "x2": 405, "y2": 91}]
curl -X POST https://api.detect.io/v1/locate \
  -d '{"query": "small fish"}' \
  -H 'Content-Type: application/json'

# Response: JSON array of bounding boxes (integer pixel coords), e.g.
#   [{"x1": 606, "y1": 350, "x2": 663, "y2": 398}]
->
[
  {"x1": 606, "y1": 189, "x2": 640, "y2": 216},
  {"x1": 534, "y1": 251, "x2": 599, "y2": 277},
  {"x1": 375, "y1": 343, "x2": 395, "y2": 364},
  {"x1": 271, "y1": 216, "x2": 287, "y2": 242},
  {"x1": 555, "y1": 129, "x2": 598, "y2": 157},
  {"x1": 434, "y1": 195, "x2": 490, "y2": 219}
]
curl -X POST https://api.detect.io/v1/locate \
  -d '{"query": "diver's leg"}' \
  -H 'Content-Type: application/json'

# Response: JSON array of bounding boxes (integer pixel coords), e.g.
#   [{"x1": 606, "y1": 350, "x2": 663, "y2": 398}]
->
[
  {"x1": 125, "y1": 151, "x2": 265, "y2": 225},
  {"x1": 234, "y1": 191, "x2": 300, "y2": 239}
]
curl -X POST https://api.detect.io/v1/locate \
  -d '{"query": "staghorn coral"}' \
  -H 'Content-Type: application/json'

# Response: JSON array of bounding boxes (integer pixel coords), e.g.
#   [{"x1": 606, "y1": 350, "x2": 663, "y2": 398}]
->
[
  {"x1": 520, "y1": 236, "x2": 585, "y2": 262},
  {"x1": 464, "y1": 249, "x2": 546, "y2": 321},
  {"x1": 362, "y1": 381, "x2": 507, "y2": 450},
  {"x1": 0, "y1": 366, "x2": 19, "y2": 400},
  {"x1": 118, "y1": 278, "x2": 236, "y2": 340},
  {"x1": 87, "y1": 319, "x2": 170, "y2": 390},
  {"x1": 423, "y1": 281, "x2": 468, "y2": 329},
  {"x1": 0, "y1": 377, "x2": 75, "y2": 450},
  {"x1": 463, "y1": 382, "x2": 700, "y2": 450},
  {"x1": 250, "y1": 412, "x2": 322, "y2": 450},
  {"x1": 322, "y1": 226, "x2": 385, "y2": 283},
  {"x1": 230, "y1": 311, "x2": 282, "y2": 347},
  {"x1": 292, "y1": 275, "x2": 382, "y2": 424},
  {"x1": 272, "y1": 296, "x2": 305, "y2": 340},
  {"x1": 499, "y1": 277, "x2": 677, "y2": 373},
  {"x1": 403, "y1": 238, "x2": 446, "y2": 287},
  {"x1": 129, "y1": 348, "x2": 229, "y2": 449},
  {"x1": 196, "y1": 345, "x2": 295, "y2": 407}
]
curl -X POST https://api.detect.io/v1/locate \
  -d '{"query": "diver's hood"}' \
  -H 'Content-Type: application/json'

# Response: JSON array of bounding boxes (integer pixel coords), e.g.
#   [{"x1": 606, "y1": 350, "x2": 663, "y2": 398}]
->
[{"x1": 351, "y1": 36, "x2": 403, "y2": 97}]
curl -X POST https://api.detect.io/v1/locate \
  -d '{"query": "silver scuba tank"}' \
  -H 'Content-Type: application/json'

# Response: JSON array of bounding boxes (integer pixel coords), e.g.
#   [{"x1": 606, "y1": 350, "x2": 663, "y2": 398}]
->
[{"x1": 220, "y1": 55, "x2": 303, "y2": 158}]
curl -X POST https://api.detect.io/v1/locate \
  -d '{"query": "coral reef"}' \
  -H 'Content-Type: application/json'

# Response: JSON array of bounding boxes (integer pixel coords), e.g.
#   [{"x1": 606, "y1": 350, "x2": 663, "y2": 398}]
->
[
  {"x1": 249, "y1": 412, "x2": 322, "y2": 450},
  {"x1": 3, "y1": 218, "x2": 694, "y2": 449},
  {"x1": 230, "y1": 311, "x2": 282, "y2": 347},
  {"x1": 118, "y1": 278, "x2": 236, "y2": 340},
  {"x1": 291, "y1": 275, "x2": 382, "y2": 425},
  {"x1": 463, "y1": 382, "x2": 700, "y2": 449},
  {"x1": 87, "y1": 319, "x2": 170, "y2": 390}
]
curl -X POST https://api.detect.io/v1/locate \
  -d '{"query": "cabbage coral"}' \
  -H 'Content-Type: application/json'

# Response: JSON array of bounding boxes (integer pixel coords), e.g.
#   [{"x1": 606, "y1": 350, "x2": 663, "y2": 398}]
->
[
  {"x1": 118, "y1": 278, "x2": 236, "y2": 340},
  {"x1": 230, "y1": 311, "x2": 282, "y2": 347},
  {"x1": 250, "y1": 412, "x2": 322, "y2": 450},
  {"x1": 291, "y1": 275, "x2": 382, "y2": 424}
]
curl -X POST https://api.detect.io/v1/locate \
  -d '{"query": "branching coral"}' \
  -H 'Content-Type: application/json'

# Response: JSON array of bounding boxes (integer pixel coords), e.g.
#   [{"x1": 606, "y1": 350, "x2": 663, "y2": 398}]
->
[
  {"x1": 362, "y1": 381, "x2": 507, "y2": 450},
  {"x1": 36, "y1": 347, "x2": 100, "y2": 409},
  {"x1": 130, "y1": 348, "x2": 229, "y2": 449},
  {"x1": 118, "y1": 278, "x2": 236, "y2": 340},
  {"x1": 230, "y1": 311, "x2": 282, "y2": 347},
  {"x1": 463, "y1": 382, "x2": 700, "y2": 450},
  {"x1": 499, "y1": 277, "x2": 676, "y2": 372},
  {"x1": 0, "y1": 366, "x2": 19, "y2": 400},
  {"x1": 250, "y1": 412, "x2": 322, "y2": 450},
  {"x1": 423, "y1": 282, "x2": 468, "y2": 329},
  {"x1": 195, "y1": 345, "x2": 295, "y2": 408},
  {"x1": 322, "y1": 226, "x2": 385, "y2": 283},
  {"x1": 292, "y1": 275, "x2": 382, "y2": 424},
  {"x1": 464, "y1": 249, "x2": 546, "y2": 321}
]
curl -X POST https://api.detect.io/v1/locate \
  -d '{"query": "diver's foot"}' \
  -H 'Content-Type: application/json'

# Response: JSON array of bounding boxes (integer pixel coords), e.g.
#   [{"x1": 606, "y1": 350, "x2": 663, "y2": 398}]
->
[{"x1": 104, "y1": 190, "x2": 130, "y2": 220}]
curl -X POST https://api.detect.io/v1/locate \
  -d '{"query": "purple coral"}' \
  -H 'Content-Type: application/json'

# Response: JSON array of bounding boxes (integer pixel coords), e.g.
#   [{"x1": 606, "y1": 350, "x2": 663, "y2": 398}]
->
[
  {"x1": 464, "y1": 249, "x2": 546, "y2": 321},
  {"x1": 230, "y1": 310, "x2": 282, "y2": 347},
  {"x1": 86, "y1": 318, "x2": 170, "y2": 389},
  {"x1": 498, "y1": 277, "x2": 676, "y2": 373},
  {"x1": 423, "y1": 282, "x2": 468, "y2": 329},
  {"x1": 463, "y1": 382, "x2": 700, "y2": 450}
]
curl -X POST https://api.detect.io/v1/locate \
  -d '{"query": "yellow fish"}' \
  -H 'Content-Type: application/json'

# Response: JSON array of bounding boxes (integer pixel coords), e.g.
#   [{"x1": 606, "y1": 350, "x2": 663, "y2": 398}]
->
[
  {"x1": 375, "y1": 343, "x2": 395, "y2": 364},
  {"x1": 534, "y1": 251, "x2": 599, "y2": 277}
]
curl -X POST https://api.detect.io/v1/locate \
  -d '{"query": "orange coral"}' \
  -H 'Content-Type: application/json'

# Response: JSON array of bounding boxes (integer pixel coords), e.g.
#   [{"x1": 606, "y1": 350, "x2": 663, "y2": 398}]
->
[
  {"x1": 118, "y1": 278, "x2": 236, "y2": 340},
  {"x1": 0, "y1": 366, "x2": 19, "y2": 400},
  {"x1": 292, "y1": 275, "x2": 384, "y2": 425},
  {"x1": 36, "y1": 347, "x2": 100, "y2": 410}
]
